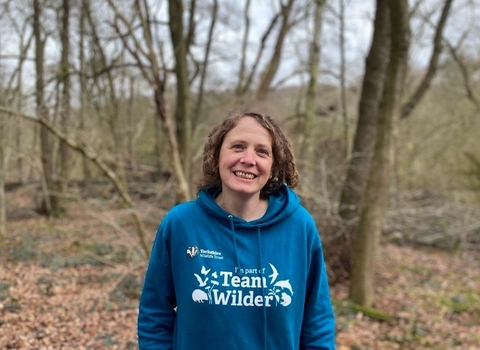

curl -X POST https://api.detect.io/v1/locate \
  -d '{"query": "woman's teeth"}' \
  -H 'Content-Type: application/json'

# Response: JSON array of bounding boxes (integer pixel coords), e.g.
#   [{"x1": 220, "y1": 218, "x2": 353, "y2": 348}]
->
[{"x1": 234, "y1": 171, "x2": 255, "y2": 179}]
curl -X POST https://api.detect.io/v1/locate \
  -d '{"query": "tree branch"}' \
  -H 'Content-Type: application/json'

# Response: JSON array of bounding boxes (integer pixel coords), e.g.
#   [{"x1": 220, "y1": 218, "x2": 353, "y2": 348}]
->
[{"x1": 0, "y1": 105, "x2": 150, "y2": 258}]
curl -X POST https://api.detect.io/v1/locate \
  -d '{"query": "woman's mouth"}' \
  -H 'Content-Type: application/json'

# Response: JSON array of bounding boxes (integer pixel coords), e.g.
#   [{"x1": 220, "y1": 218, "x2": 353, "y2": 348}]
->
[{"x1": 234, "y1": 171, "x2": 256, "y2": 179}]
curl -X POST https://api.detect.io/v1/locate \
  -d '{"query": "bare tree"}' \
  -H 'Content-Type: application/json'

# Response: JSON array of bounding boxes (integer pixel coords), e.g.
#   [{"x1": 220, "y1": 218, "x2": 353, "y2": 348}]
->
[
  {"x1": 0, "y1": 101, "x2": 5, "y2": 237},
  {"x1": 192, "y1": 0, "x2": 218, "y2": 130},
  {"x1": 56, "y1": 0, "x2": 71, "y2": 215},
  {"x1": 107, "y1": 0, "x2": 190, "y2": 202},
  {"x1": 237, "y1": 9, "x2": 280, "y2": 96},
  {"x1": 349, "y1": 0, "x2": 410, "y2": 306},
  {"x1": 34, "y1": 0, "x2": 64, "y2": 217},
  {"x1": 448, "y1": 42, "x2": 480, "y2": 112},
  {"x1": 256, "y1": 0, "x2": 295, "y2": 101},
  {"x1": 402, "y1": 0, "x2": 454, "y2": 119},
  {"x1": 300, "y1": 0, "x2": 324, "y2": 193},
  {"x1": 327, "y1": 0, "x2": 457, "y2": 283},
  {"x1": 235, "y1": 0, "x2": 251, "y2": 95},
  {"x1": 0, "y1": 105, "x2": 150, "y2": 258},
  {"x1": 169, "y1": 0, "x2": 192, "y2": 186},
  {"x1": 4, "y1": 6, "x2": 34, "y2": 185},
  {"x1": 329, "y1": 0, "x2": 391, "y2": 283},
  {"x1": 78, "y1": 0, "x2": 92, "y2": 187},
  {"x1": 82, "y1": 0, "x2": 123, "y2": 169},
  {"x1": 338, "y1": 0, "x2": 349, "y2": 158}
]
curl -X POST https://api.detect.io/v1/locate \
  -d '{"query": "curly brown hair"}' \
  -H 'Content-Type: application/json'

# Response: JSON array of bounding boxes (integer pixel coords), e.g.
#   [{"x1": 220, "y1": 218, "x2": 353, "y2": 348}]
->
[{"x1": 197, "y1": 112, "x2": 299, "y2": 199}]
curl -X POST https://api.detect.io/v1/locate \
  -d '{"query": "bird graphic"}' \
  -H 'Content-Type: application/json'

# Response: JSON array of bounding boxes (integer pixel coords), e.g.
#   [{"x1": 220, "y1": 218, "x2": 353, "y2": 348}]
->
[
  {"x1": 268, "y1": 263, "x2": 279, "y2": 284},
  {"x1": 201, "y1": 266, "x2": 211, "y2": 275},
  {"x1": 194, "y1": 273, "x2": 209, "y2": 287}
]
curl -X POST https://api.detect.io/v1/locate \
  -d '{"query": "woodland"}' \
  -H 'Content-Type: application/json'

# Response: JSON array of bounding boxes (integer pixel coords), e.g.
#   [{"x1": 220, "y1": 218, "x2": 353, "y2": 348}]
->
[{"x1": 0, "y1": 0, "x2": 480, "y2": 349}]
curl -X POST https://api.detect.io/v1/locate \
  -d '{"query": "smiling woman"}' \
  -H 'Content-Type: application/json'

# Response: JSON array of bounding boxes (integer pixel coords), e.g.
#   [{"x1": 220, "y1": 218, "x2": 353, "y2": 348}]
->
[{"x1": 137, "y1": 112, "x2": 335, "y2": 350}]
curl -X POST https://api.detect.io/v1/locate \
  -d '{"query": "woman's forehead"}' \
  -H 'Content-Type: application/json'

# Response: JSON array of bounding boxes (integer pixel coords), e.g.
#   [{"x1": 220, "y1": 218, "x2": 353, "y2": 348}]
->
[{"x1": 224, "y1": 117, "x2": 272, "y2": 143}]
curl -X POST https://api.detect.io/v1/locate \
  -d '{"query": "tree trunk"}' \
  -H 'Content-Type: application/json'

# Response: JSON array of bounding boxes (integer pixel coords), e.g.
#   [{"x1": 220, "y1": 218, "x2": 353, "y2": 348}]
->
[
  {"x1": 349, "y1": 0, "x2": 410, "y2": 307},
  {"x1": 339, "y1": 0, "x2": 349, "y2": 159},
  {"x1": 239, "y1": 13, "x2": 280, "y2": 96},
  {"x1": 15, "y1": 33, "x2": 32, "y2": 184},
  {"x1": 127, "y1": 77, "x2": 136, "y2": 170},
  {"x1": 0, "y1": 107, "x2": 6, "y2": 237},
  {"x1": 236, "y1": 0, "x2": 251, "y2": 95},
  {"x1": 192, "y1": 0, "x2": 218, "y2": 130},
  {"x1": 79, "y1": 0, "x2": 92, "y2": 187},
  {"x1": 256, "y1": 0, "x2": 295, "y2": 101},
  {"x1": 300, "y1": 0, "x2": 324, "y2": 194},
  {"x1": 56, "y1": 0, "x2": 71, "y2": 216},
  {"x1": 35, "y1": 0, "x2": 59, "y2": 217},
  {"x1": 401, "y1": 0, "x2": 454, "y2": 119},
  {"x1": 326, "y1": 0, "x2": 391, "y2": 283},
  {"x1": 169, "y1": 0, "x2": 192, "y2": 189}
]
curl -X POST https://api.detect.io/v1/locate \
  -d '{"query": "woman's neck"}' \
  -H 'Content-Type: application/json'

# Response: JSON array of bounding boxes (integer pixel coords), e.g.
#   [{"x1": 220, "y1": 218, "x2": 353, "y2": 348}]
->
[{"x1": 215, "y1": 192, "x2": 268, "y2": 222}]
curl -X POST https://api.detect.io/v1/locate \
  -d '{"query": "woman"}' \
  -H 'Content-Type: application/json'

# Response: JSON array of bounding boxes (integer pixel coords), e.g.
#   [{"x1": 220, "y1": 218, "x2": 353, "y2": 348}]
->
[{"x1": 138, "y1": 112, "x2": 335, "y2": 349}]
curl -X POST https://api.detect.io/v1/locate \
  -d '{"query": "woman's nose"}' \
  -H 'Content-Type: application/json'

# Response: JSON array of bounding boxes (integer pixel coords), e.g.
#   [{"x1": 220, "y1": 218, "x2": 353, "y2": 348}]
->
[{"x1": 240, "y1": 149, "x2": 256, "y2": 165}]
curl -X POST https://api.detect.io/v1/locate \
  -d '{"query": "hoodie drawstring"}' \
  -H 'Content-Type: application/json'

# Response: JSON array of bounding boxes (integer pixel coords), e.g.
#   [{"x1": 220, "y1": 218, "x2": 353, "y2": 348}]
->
[
  {"x1": 228, "y1": 216, "x2": 268, "y2": 350},
  {"x1": 257, "y1": 226, "x2": 268, "y2": 350},
  {"x1": 228, "y1": 215, "x2": 242, "y2": 275}
]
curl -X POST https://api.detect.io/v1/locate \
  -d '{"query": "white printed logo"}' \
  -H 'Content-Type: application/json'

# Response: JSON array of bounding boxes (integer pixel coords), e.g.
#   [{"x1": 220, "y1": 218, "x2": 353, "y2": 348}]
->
[
  {"x1": 191, "y1": 263, "x2": 294, "y2": 307},
  {"x1": 186, "y1": 246, "x2": 199, "y2": 258}
]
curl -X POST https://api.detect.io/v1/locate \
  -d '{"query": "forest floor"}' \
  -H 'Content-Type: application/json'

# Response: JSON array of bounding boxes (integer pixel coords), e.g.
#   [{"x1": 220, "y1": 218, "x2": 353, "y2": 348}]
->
[{"x1": 1, "y1": 186, "x2": 480, "y2": 349}]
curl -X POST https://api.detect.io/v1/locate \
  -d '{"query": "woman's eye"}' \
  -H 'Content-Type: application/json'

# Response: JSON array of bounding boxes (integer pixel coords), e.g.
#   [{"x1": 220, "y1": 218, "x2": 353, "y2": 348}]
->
[
  {"x1": 257, "y1": 149, "x2": 269, "y2": 156},
  {"x1": 231, "y1": 144, "x2": 244, "y2": 150}
]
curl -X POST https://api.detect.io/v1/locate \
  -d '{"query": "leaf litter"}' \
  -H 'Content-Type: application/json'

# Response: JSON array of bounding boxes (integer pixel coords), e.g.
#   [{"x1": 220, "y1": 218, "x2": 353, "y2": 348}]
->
[{"x1": 1, "y1": 190, "x2": 480, "y2": 349}]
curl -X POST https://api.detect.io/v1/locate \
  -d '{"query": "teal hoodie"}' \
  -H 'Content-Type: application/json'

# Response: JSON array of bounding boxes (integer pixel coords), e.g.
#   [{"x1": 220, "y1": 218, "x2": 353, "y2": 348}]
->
[{"x1": 138, "y1": 185, "x2": 335, "y2": 349}]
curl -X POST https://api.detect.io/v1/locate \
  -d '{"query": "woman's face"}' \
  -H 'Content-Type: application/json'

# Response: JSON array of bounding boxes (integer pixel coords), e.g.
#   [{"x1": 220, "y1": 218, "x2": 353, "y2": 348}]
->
[{"x1": 217, "y1": 116, "x2": 273, "y2": 200}]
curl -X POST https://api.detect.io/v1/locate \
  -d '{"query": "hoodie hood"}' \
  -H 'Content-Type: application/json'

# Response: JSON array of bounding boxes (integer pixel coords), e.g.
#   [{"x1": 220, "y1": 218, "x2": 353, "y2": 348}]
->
[{"x1": 196, "y1": 183, "x2": 301, "y2": 228}]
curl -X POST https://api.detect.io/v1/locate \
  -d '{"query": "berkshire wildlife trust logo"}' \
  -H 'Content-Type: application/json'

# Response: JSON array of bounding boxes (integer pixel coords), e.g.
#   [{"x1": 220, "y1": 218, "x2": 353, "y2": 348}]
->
[
  {"x1": 187, "y1": 246, "x2": 199, "y2": 258},
  {"x1": 191, "y1": 263, "x2": 294, "y2": 308}
]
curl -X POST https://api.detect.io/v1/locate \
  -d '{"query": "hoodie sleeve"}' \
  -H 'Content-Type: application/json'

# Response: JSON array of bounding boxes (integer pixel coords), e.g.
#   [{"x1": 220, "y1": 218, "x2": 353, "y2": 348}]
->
[
  {"x1": 137, "y1": 222, "x2": 177, "y2": 350},
  {"x1": 300, "y1": 222, "x2": 336, "y2": 350}
]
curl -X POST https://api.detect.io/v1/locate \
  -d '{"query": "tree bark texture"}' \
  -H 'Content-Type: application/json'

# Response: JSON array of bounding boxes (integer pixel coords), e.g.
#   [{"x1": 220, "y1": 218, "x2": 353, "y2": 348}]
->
[
  {"x1": 0, "y1": 109, "x2": 6, "y2": 237},
  {"x1": 79, "y1": 0, "x2": 92, "y2": 187},
  {"x1": 192, "y1": 0, "x2": 218, "y2": 130},
  {"x1": 339, "y1": 0, "x2": 349, "y2": 158},
  {"x1": 325, "y1": 0, "x2": 391, "y2": 283},
  {"x1": 169, "y1": 0, "x2": 192, "y2": 188},
  {"x1": 35, "y1": 0, "x2": 59, "y2": 217},
  {"x1": 83, "y1": 0, "x2": 121, "y2": 157},
  {"x1": 300, "y1": 0, "x2": 324, "y2": 194},
  {"x1": 239, "y1": 13, "x2": 280, "y2": 96},
  {"x1": 236, "y1": 0, "x2": 251, "y2": 95},
  {"x1": 256, "y1": 0, "x2": 295, "y2": 101},
  {"x1": 401, "y1": 0, "x2": 454, "y2": 119},
  {"x1": 349, "y1": 0, "x2": 410, "y2": 307},
  {"x1": 57, "y1": 0, "x2": 71, "y2": 216}
]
